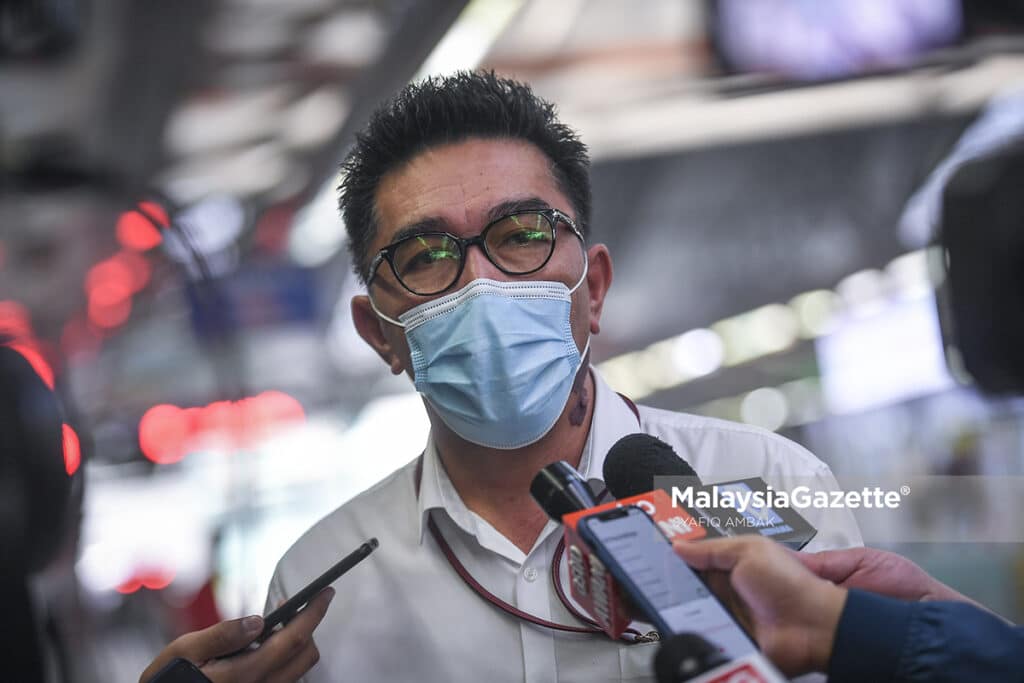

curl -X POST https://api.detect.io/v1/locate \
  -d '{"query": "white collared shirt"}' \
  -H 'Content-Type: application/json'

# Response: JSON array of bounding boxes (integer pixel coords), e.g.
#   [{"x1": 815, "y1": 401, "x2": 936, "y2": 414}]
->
[{"x1": 267, "y1": 370, "x2": 862, "y2": 682}]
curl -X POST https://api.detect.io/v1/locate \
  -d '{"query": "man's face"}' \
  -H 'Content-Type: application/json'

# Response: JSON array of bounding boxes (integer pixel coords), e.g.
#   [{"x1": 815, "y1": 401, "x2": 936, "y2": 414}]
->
[{"x1": 352, "y1": 137, "x2": 610, "y2": 380}]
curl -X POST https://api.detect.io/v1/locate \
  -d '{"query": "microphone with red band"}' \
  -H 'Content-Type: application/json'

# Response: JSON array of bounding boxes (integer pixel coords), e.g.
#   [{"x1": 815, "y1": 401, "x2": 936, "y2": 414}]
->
[
  {"x1": 603, "y1": 434, "x2": 817, "y2": 551},
  {"x1": 532, "y1": 457, "x2": 708, "y2": 640},
  {"x1": 530, "y1": 434, "x2": 793, "y2": 681}
]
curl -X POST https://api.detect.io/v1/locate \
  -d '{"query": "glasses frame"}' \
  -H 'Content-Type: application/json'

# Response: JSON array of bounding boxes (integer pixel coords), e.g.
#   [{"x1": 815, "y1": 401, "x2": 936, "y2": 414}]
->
[{"x1": 366, "y1": 208, "x2": 583, "y2": 296}]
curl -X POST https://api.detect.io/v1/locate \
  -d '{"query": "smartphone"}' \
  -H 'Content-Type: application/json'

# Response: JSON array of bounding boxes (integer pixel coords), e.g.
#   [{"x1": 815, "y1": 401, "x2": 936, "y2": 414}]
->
[
  {"x1": 226, "y1": 538, "x2": 379, "y2": 657},
  {"x1": 577, "y1": 506, "x2": 756, "y2": 659}
]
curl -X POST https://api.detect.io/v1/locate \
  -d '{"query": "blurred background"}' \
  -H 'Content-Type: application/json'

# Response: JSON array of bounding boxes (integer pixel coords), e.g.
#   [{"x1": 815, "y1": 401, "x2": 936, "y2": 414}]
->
[{"x1": 3, "y1": 0, "x2": 1024, "y2": 680}]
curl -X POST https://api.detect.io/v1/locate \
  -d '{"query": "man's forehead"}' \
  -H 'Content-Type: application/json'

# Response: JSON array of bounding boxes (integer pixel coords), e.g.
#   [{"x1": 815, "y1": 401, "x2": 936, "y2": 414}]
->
[{"x1": 371, "y1": 138, "x2": 567, "y2": 246}]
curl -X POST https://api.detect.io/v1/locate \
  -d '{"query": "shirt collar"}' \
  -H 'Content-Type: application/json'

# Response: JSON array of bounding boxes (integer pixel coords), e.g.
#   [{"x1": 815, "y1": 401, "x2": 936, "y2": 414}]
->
[
  {"x1": 414, "y1": 368, "x2": 642, "y2": 544},
  {"x1": 577, "y1": 369, "x2": 643, "y2": 493}
]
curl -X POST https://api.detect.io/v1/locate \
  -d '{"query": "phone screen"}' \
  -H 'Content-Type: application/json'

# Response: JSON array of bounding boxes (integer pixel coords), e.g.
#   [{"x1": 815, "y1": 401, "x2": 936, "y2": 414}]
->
[{"x1": 579, "y1": 506, "x2": 757, "y2": 659}]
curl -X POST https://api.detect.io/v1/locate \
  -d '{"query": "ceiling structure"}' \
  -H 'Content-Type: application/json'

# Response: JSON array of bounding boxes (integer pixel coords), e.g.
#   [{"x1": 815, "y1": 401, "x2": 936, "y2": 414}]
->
[{"x1": 3, "y1": 0, "x2": 1024, "y2": 465}]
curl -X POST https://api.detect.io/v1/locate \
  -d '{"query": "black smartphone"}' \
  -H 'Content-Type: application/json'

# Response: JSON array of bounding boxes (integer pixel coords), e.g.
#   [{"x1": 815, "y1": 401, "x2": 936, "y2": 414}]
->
[
  {"x1": 577, "y1": 506, "x2": 757, "y2": 659},
  {"x1": 226, "y1": 538, "x2": 378, "y2": 657}
]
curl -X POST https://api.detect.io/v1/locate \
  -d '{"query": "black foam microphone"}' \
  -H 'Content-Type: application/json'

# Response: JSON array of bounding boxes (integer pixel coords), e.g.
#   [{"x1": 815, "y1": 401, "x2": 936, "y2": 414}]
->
[
  {"x1": 602, "y1": 434, "x2": 719, "y2": 538},
  {"x1": 531, "y1": 460, "x2": 598, "y2": 521},
  {"x1": 603, "y1": 433, "x2": 702, "y2": 497}
]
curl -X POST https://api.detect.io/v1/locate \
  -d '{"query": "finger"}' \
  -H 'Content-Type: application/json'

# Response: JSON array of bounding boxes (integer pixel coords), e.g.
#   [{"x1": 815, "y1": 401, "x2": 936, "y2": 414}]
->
[
  {"x1": 242, "y1": 588, "x2": 334, "y2": 676},
  {"x1": 796, "y1": 548, "x2": 863, "y2": 584},
  {"x1": 673, "y1": 536, "x2": 764, "y2": 571},
  {"x1": 265, "y1": 641, "x2": 321, "y2": 683},
  {"x1": 140, "y1": 616, "x2": 263, "y2": 683},
  {"x1": 179, "y1": 615, "x2": 265, "y2": 663}
]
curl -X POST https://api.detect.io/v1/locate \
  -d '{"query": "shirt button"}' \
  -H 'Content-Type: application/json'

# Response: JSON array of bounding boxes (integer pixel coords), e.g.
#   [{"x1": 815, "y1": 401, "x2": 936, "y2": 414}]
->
[{"x1": 523, "y1": 567, "x2": 539, "y2": 582}]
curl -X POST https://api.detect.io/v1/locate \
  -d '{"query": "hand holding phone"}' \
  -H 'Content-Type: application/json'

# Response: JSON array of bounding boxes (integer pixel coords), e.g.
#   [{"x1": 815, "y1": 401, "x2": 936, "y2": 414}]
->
[
  {"x1": 577, "y1": 506, "x2": 757, "y2": 659},
  {"x1": 256, "y1": 538, "x2": 378, "y2": 644},
  {"x1": 141, "y1": 538, "x2": 378, "y2": 683},
  {"x1": 140, "y1": 588, "x2": 334, "y2": 683}
]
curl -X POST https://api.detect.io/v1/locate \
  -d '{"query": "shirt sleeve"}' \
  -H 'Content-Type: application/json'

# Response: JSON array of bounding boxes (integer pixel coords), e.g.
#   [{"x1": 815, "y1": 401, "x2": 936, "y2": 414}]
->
[{"x1": 828, "y1": 589, "x2": 1024, "y2": 683}]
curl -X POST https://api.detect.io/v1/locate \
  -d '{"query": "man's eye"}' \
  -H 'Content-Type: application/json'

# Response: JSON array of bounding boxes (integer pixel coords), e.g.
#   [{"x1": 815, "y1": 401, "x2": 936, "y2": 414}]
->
[
  {"x1": 502, "y1": 229, "x2": 550, "y2": 247},
  {"x1": 402, "y1": 248, "x2": 458, "y2": 272}
]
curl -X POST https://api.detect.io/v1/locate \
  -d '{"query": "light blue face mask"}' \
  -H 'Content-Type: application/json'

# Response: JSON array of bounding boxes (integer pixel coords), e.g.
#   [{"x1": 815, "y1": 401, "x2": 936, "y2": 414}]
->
[{"x1": 376, "y1": 271, "x2": 589, "y2": 450}]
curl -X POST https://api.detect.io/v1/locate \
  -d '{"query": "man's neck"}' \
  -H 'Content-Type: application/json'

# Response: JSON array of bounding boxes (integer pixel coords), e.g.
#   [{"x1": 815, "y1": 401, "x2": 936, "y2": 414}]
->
[{"x1": 431, "y1": 371, "x2": 596, "y2": 554}]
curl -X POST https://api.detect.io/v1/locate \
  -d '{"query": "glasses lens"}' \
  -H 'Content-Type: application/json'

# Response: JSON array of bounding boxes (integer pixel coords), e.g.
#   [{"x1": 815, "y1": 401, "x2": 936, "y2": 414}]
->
[
  {"x1": 485, "y1": 212, "x2": 555, "y2": 274},
  {"x1": 391, "y1": 234, "x2": 462, "y2": 294}
]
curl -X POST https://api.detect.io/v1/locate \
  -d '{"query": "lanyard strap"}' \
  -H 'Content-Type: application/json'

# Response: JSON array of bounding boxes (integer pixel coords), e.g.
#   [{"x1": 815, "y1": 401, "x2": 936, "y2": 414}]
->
[{"x1": 414, "y1": 393, "x2": 646, "y2": 641}]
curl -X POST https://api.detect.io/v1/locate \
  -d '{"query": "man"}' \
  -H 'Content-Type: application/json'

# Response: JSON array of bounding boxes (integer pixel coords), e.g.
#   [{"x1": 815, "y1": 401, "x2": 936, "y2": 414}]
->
[
  {"x1": 675, "y1": 536, "x2": 1023, "y2": 682},
  {"x1": 267, "y1": 71, "x2": 862, "y2": 682}
]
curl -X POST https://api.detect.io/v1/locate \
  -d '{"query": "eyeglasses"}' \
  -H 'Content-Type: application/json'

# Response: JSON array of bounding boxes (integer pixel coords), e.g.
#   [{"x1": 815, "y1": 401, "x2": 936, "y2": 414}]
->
[{"x1": 367, "y1": 208, "x2": 583, "y2": 296}]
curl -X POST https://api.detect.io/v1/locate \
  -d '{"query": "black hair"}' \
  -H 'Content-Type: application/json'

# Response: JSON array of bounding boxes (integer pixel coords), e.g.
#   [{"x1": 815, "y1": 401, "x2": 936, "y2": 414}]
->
[{"x1": 338, "y1": 70, "x2": 591, "y2": 283}]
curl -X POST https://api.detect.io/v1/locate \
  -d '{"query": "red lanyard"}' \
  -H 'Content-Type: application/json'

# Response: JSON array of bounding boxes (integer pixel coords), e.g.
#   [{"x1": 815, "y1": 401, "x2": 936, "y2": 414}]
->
[{"x1": 415, "y1": 395, "x2": 652, "y2": 643}]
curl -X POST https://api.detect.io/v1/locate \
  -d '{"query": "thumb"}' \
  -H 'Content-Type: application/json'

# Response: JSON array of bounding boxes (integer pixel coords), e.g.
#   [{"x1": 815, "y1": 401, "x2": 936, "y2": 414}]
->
[
  {"x1": 139, "y1": 616, "x2": 263, "y2": 683},
  {"x1": 175, "y1": 615, "x2": 264, "y2": 662},
  {"x1": 673, "y1": 537, "x2": 748, "y2": 572},
  {"x1": 795, "y1": 548, "x2": 863, "y2": 584}
]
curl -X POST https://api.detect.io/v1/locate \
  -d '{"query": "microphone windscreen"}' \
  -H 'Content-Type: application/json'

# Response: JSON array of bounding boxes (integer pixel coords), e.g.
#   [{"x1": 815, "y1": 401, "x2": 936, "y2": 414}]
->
[
  {"x1": 654, "y1": 633, "x2": 730, "y2": 683},
  {"x1": 603, "y1": 433, "x2": 700, "y2": 499}
]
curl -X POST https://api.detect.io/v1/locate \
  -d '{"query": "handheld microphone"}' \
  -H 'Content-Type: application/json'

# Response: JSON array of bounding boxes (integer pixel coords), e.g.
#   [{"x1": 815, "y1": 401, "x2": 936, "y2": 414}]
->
[
  {"x1": 531, "y1": 448, "x2": 708, "y2": 640},
  {"x1": 603, "y1": 434, "x2": 817, "y2": 550},
  {"x1": 530, "y1": 460, "x2": 597, "y2": 519},
  {"x1": 603, "y1": 434, "x2": 723, "y2": 539}
]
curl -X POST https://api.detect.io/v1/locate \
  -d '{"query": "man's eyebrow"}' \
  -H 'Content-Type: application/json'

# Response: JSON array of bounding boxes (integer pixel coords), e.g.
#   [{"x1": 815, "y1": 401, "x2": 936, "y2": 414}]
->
[
  {"x1": 486, "y1": 197, "x2": 552, "y2": 223},
  {"x1": 388, "y1": 217, "x2": 448, "y2": 246}
]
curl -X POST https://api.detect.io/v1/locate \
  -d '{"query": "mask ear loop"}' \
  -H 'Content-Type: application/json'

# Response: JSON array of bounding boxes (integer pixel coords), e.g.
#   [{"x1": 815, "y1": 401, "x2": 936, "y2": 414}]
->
[
  {"x1": 568, "y1": 240, "x2": 591, "y2": 359},
  {"x1": 368, "y1": 292, "x2": 406, "y2": 328}
]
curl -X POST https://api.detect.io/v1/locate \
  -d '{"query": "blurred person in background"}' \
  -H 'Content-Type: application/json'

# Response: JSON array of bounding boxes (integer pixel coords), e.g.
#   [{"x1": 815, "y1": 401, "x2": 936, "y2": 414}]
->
[
  {"x1": 674, "y1": 535, "x2": 1023, "y2": 682},
  {"x1": 1, "y1": 343, "x2": 76, "y2": 682},
  {"x1": 262, "y1": 71, "x2": 862, "y2": 682}
]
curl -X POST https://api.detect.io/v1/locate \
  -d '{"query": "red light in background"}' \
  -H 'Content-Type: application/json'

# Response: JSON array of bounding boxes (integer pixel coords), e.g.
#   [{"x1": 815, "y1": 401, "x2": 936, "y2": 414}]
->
[
  {"x1": 115, "y1": 569, "x2": 175, "y2": 594},
  {"x1": 62, "y1": 424, "x2": 81, "y2": 476},
  {"x1": 252, "y1": 390, "x2": 306, "y2": 425},
  {"x1": 61, "y1": 316, "x2": 102, "y2": 359},
  {"x1": 0, "y1": 300, "x2": 32, "y2": 338},
  {"x1": 139, "y1": 569, "x2": 175, "y2": 591},
  {"x1": 138, "y1": 392, "x2": 306, "y2": 462},
  {"x1": 138, "y1": 201, "x2": 169, "y2": 227},
  {"x1": 9, "y1": 342, "x2": 54, "y2": 389},
  {"x1": 116, "y1": 201, "x2": 167, "y2": 252},
  {"x1": 112, "y1": 249, "x2": 152, "y2": 293},
  {"x1": 88, "y1": 283, "x2": 132, "y2": 329},
  {"x1": 85, "y1": 256, "x2": 133, "y2": 296},
  {"x1": 196, "y1": 400, "x2": 242, "y2": 444},
  {"x1": 139, "y1": 404, "x2": 189, "y2": 465}
]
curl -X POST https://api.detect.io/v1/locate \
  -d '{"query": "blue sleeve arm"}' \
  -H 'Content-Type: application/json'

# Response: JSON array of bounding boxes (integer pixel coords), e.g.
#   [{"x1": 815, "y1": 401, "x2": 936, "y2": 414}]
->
[{"x1": 828, "y1": 589, "x2": 1024, "y2": 683}]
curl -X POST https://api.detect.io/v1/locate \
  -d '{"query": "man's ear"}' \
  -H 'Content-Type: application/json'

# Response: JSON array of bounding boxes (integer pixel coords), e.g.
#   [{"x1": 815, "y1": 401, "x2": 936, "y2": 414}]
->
[
  {"x1": 351, "y1": 295, "x2": 405, "y2": 375},
  {"x1": 585, "y1": 244, "x2": 613, "y2": 335}
]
